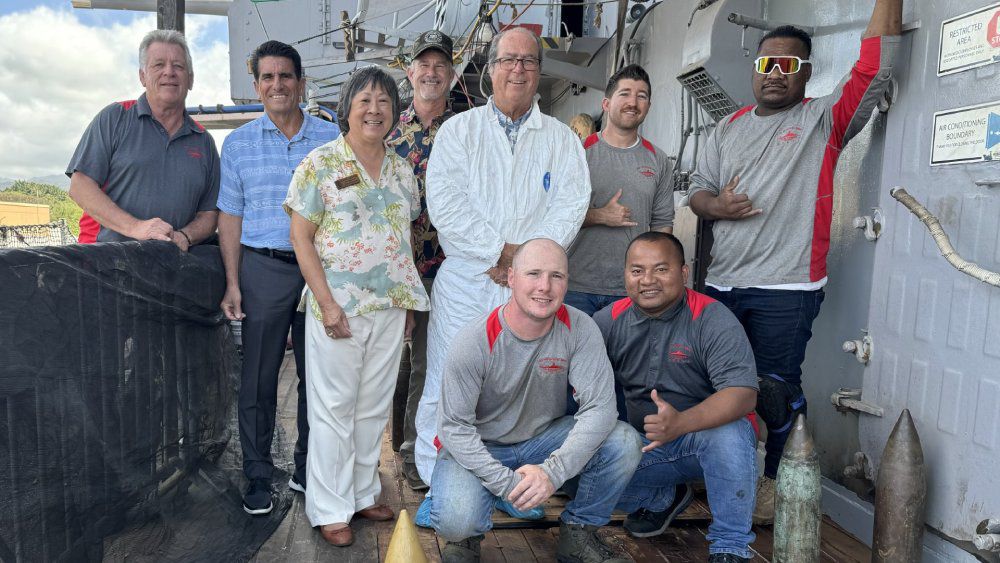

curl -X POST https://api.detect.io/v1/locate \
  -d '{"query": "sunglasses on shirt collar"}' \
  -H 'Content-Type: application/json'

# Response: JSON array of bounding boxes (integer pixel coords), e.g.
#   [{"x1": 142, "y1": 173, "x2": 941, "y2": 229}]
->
[{"x1": 753, "y1": 56, "x2": 812, "y2": 75}]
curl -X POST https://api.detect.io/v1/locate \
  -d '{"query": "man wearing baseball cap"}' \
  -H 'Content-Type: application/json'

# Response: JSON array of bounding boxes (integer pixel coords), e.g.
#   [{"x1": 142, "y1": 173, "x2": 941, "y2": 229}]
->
[{"x1": 387, "y1": 29, "x2": 457, "y2": 492}]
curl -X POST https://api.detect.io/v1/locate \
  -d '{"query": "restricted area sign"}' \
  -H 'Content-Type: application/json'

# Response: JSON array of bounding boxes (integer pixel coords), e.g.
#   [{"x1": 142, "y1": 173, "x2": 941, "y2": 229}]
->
[
  {"x1": 930, "y1": 101, "x2": 1000, "y2": 166},
  {"x1": 937, "y1": 2, "x2": 1000, "y2": 76}
]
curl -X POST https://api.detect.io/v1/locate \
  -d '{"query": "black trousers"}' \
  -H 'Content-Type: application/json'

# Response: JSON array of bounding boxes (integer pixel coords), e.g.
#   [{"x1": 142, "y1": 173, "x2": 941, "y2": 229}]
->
[{"x1": 238, "y1": 248, "x2": 309, "y2": 482}]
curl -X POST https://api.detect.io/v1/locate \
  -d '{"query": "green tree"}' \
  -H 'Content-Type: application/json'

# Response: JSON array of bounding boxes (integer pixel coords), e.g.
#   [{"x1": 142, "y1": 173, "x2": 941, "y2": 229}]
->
[{"x1": 0, "y1": 180, "x2": 82, "y2": 237}]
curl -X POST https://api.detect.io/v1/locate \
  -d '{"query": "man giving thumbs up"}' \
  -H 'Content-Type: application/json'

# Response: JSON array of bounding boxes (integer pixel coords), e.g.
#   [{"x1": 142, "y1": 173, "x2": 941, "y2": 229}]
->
[{"x1": 594, "y1": 232, "x2": 759, "y2": 563}]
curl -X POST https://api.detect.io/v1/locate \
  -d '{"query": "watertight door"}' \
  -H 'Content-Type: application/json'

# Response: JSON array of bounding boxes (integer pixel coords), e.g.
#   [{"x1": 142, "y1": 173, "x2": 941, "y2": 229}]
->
[{"x1": 860, "y1": 0, "x2": 1000, "y2": 544}]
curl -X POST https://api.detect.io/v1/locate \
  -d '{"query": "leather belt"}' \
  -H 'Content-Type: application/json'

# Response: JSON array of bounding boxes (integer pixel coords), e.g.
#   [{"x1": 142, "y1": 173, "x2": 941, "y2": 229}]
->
[{"x1": 244, "y1": 245, "x2": 297, "y2": 264}]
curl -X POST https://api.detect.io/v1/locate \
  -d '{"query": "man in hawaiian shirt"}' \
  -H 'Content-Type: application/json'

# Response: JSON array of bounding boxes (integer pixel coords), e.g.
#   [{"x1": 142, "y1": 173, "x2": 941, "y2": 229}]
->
[{"x1": 386, "y1": 29, "x2": 456, "y2": 491}]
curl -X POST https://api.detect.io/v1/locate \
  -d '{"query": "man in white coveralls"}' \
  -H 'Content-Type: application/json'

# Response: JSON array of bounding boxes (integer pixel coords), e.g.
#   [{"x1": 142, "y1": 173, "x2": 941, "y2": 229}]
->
[{"x1": 413, "y1": 26, "x2": 591, "y2": 520}]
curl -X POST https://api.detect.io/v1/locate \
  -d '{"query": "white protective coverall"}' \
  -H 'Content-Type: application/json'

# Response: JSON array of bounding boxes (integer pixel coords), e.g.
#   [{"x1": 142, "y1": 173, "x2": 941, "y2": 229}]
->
[{"x1": 414, "y1": 100, "x2": 591, "y2": 484}]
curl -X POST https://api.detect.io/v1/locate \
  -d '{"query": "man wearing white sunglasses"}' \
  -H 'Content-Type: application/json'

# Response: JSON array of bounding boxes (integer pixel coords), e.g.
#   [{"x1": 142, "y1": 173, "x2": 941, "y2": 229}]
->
[{"x1": 688, "y1": 0, "x2": 902, "y2": 528}]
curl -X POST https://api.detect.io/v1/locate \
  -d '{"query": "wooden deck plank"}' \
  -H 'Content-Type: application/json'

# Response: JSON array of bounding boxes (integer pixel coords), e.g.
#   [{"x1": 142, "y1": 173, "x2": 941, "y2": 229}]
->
[
  {"x1": 494, "y1": 529, "x2": 536, "y2": 562},
  {"x1": 521, "y1": 529, "x2": 560, "y2": 563},
  {"x1": 255, "y1": 355, "x2": 874, "y2": 562}
]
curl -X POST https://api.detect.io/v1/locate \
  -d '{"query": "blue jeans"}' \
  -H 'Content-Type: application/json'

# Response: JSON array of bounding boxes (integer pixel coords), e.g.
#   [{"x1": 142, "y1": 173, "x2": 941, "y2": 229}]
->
[
  {"x1": 617, "y1": 418, "x2": 757, "y2": 559},
  {"x1": 563, "y1": 290, "x2": 623, "y2": 317},
  {"x1": 704, "y1": 287, "x2": 824, "y2": 478},
  {"x1": 430, "y1": 417, "x2": 642, "y2": 541}
]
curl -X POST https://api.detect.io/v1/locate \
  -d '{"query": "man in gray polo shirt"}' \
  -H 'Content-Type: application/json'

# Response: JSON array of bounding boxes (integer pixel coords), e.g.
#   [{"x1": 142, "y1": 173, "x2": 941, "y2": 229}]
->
[
  {"x1": 431, "y1": 238, "x2": 639, "y2": 563},
  {"x1": 594, "y1": 232, "x2": 758, "y2": 563},
  {"x1": 67, "y1": 29, "x2": 219, "y2": 248},
  {"x1": 567, "y1": 64, "x2": 674, "y2": 317}
]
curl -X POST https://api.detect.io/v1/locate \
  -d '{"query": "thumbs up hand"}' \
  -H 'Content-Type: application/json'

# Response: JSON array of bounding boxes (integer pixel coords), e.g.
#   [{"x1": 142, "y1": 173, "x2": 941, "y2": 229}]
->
[
  {"x1": 710, "y1": 175, "x2": 762, "y2": 221},
  {"x1": 596, "y1": 188, "x2": 639, "y2": 228},
  {"x1": 642, "y1": 389, "x2": 682, "y2": 452}
]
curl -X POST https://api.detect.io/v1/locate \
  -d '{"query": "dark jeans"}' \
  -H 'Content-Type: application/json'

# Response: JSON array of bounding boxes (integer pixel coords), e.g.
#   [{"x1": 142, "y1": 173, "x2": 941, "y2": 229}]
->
[
  {"x1": 562, "y1": 290, "x2": 628, "y2": 421},
  {"x1": 703, "y1": 286, "x2": 824, "y2": 478},
  {"x1": 563, "y1": 290, "x2": 623, "y2": 317},
  {"x1": 238, "y1": 249, "x2": 309, "y2": 482}
]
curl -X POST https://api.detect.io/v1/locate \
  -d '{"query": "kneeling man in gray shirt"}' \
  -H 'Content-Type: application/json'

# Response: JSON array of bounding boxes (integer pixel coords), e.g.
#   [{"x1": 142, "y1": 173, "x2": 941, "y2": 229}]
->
[{"x1": 431, "y1": 238, "x2": 640, "y2": 563}]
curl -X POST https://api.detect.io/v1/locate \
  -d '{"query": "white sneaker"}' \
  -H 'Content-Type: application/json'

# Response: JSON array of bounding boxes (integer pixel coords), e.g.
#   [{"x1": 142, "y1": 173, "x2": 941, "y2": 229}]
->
[{"x1": 288, "y1": 475, "x2": 306, "y2": 494}]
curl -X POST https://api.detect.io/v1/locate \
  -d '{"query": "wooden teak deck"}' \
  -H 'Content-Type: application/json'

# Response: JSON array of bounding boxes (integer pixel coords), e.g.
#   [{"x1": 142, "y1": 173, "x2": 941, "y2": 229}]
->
[{"x1": 254, "y1": 354, "x2": 871, "y2": 562}]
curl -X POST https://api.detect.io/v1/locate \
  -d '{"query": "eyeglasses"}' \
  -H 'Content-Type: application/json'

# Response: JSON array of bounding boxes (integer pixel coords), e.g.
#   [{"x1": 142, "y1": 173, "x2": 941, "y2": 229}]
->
[
  {"x1": 493, "y1": 57, "x2": 540, "y2": 71},
  {"x1": 753, "y1": 56, "x2": 811, "y2": 75}
]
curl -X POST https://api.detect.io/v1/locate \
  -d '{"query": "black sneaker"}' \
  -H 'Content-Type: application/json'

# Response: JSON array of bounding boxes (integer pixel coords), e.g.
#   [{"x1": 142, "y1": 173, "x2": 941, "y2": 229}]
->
[
  {"x1": 708, "y1": 554, "x2": 751, "y2": 562},
  {"x1": 441, "y1": 535, "x2": 483, "y2": 563},
  {"x1": 243, "y1": 478, "x2": 273, "y2": 515},
  {"x1": 288, "y1": 475, "x2": 306, "y2": 494},
  {"x1": 623, "y1": 483, "x2": 694, "y2": 538}
]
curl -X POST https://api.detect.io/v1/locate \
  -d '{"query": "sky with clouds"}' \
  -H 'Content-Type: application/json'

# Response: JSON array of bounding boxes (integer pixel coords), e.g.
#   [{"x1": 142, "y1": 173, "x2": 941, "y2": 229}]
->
[{"x1": 0, "y1": 1, "x2": 233, "y2": 180}]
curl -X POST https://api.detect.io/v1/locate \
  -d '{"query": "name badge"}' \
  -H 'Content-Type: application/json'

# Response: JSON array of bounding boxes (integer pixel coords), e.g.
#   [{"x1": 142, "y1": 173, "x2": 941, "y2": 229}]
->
[{"x1": 335, "y1": 173, "x2": 361, "y2": 189}]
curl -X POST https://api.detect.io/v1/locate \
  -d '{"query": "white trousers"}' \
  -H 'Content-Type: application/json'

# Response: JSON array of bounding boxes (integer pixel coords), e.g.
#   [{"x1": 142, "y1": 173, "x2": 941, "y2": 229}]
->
[{"x1": 304, "y1": 307, "x2": 405, "y2": 526}]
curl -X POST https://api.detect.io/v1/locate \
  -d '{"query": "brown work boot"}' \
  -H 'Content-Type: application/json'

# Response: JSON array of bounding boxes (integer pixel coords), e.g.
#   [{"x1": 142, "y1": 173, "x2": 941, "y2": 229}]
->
[
  {"x1": 556, "y1": 522, "x2": 632, "y2": 562},
  {"x1": 752, "y1": 475, "x2": 775, "y2": 525}
]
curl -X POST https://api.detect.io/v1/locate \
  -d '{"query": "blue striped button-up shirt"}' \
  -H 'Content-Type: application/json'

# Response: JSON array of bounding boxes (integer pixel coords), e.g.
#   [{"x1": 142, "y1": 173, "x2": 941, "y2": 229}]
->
[{"x1": 217, "y1": 111, "x2": 340, "y2": 250}]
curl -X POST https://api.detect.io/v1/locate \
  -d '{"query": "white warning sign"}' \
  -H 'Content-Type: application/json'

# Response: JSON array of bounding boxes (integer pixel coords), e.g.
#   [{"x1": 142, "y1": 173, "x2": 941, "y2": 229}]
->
[
  {"x1": 938, "y1": 3, "x2": 1000, "y2": 76},
  {"x1": 930, "y1": 101, "x2": 1000, "y2": 166}
]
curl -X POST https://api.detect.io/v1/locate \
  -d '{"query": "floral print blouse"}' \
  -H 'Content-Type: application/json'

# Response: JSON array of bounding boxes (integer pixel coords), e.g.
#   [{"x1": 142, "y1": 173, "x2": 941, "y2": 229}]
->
[{"x1": 283, "y1": 136, "x2": 430, "y2": 320}]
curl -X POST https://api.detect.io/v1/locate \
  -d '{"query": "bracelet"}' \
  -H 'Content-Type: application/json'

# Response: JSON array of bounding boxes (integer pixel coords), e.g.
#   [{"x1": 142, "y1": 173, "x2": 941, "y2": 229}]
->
[{"x1": 178, "y1": 230, "x2": 192, "y2": 246}]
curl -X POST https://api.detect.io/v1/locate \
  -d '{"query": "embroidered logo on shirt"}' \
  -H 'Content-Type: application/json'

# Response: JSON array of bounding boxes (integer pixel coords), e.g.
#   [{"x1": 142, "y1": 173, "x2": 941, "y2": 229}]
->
[
  {"x1": 778, "y1": 126, "x2": 802, "y2": 143},
  {"x1": 543, "y1": 172, "x2": 551, "y2": 192},
  {"x1": 186, "y1": 147, "x2": 203, "y2": 159},
  {"x1": 538, "y1": 357, "x2": 568, "y2": 374},
  {"x1": 668, "y1": 343, "x2": 692, "y2": 363},
  {"x1": 638, "y1": 166, "x2": 655, "y2": 178}
]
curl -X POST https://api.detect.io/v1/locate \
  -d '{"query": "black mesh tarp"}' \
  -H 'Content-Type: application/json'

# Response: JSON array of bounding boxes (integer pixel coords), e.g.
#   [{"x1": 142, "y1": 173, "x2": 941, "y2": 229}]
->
[{"x1": 0, "y1": 242, "x2": 291, "y2": 562}]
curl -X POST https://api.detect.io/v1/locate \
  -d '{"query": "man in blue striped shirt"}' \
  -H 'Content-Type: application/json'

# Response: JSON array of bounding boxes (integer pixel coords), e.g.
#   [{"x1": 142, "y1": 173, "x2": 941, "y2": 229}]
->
[{"x1": 216, "y1": 40, "x2": 340, "y2": 515}]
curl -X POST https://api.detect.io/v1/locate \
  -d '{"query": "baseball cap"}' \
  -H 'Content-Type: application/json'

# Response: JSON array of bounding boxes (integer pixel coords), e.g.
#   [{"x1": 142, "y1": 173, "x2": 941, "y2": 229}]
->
[{"x1": 411, "y1": 30, "x2": 454, "y2": 60}]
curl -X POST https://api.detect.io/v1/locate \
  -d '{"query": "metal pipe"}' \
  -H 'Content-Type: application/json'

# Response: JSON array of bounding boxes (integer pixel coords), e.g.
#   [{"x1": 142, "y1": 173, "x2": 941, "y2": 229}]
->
[
  {"x1": 71, "y1": 0, "x2": 230, "y2": 17},
  {"x1": 399, "y1": 0, "x2": 436, "y2": 29},
  {"x1": 727, "y1": 13, "x2": 817, "y2": 36},
  {"x1": 890, "y1": 187, "x2": 1000, "y2": 287}
]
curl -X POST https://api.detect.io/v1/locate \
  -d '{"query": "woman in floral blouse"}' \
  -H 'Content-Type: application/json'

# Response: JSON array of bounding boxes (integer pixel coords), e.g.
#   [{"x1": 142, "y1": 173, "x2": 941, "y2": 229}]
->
[{"x1": 284, "y1": 66, "x2": 430, "y2": 547}]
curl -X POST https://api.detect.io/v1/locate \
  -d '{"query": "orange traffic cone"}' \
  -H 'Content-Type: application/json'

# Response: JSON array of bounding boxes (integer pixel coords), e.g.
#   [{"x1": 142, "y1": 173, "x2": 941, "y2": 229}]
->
[{"x1": 384, "y1": 509, "x2": 428, "y2": 563}]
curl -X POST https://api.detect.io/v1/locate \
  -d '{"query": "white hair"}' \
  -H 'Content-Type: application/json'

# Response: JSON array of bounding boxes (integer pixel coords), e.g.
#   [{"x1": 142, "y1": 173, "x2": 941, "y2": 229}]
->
[{"x1": 139, "y1": 29, "x2": 193, "y2": 73}]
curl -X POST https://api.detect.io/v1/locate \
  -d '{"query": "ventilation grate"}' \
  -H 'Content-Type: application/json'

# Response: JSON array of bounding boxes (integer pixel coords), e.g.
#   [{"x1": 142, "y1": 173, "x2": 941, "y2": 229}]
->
[{"x1": 678, "y1": 67, "x2": 740, "y2": 122}]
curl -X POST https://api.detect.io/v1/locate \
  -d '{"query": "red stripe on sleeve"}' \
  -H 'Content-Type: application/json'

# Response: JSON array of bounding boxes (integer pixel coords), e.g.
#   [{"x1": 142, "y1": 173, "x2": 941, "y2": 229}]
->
[
  {"x1": 728, "y1": 105, "x2": 755, "y2": 124},
  {"x1": 556, "y1": 305, "x2": 571, "y2": 330},
  {"x1": 641, "y1": 138, "x2": 656, "y2": 155},
  {"x1": 583, "y1": 133, "x2": 600, "y2": 149},
  {"x1": 809, "y1": 142, "x2": 840, "y2": 281},
  {"x1": 685, "y1": 288, "x2": 716, "y2": 321},
  {"x1": 610, "y1": 298, "x2": 633, "y2": 320},
  {"x1": 486, "y1": 306, "x2": 503, "y2": 352},
  {"x1": 116, "y1": 99, "x2": 137, "y2": 110},
  {"x1": 829, "y1": 37, "x2": 882, "y2": 149}
]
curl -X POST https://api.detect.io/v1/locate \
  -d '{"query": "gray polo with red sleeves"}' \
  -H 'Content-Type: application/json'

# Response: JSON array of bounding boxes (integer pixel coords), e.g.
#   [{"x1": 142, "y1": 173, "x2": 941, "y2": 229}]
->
[
  {"x1": 593, "y1": 289, "x2": 757, "y2": 432},
  {"x1": 438, "y1": 304, "x2": 618, "y2": 498},
  {"x1": 568, "y1": 134, "x2": 675, "y2": 296},
  {"x1": 689, "y1": 36, "x2": 899, "y2": 286},
  {"x1": 66, "y1": 93, "x2": 221, "y2": 243}
]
